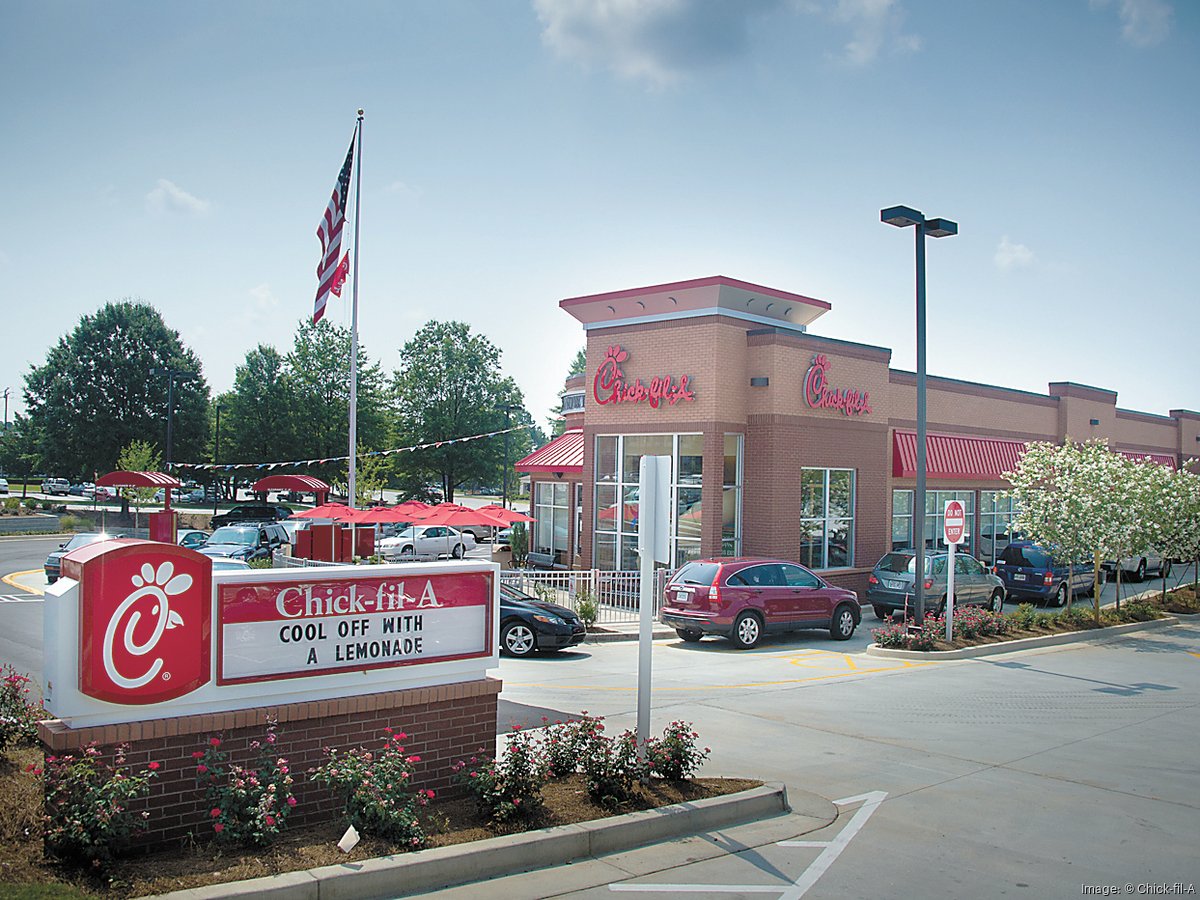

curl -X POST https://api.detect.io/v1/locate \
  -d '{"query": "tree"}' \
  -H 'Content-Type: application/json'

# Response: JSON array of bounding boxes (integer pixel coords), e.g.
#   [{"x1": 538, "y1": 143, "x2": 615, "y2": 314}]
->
[
  {"x1": 352, "y1": 446, "x2": 390, "y2": 506},
  {"x1": 286, "y1": 319, "x2": 389, "y2": 487},
  {"x1": 392, "y1": 321, "x2": 535, "y2": 503},
  {"x1": 0, "y1": 416, "x2": 42, "y2": 498},
  {"x1": 23, "y1": 301, "x2": 210, "y2": 478},
  {"x1": 218, "y1": 345, "x2": 300, "y2": 496},
  {"x1": 116, "y1": 439, "x2": 163, "y2": 525},
  {"x1": 1152, "y1": 467, "x2": 1200, "y2": 598}
]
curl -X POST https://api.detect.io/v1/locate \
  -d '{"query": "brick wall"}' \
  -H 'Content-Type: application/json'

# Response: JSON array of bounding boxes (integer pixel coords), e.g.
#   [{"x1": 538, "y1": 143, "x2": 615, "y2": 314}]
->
[{"x1": 38, "y1": 678, "x2": 500, "y2": 850}]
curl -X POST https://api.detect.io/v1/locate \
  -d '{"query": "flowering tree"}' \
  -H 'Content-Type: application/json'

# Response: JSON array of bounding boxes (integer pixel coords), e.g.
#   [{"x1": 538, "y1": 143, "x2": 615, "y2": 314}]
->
[{"x1": 1155, "y1": 466, "x2": 1200, "y2": 596}]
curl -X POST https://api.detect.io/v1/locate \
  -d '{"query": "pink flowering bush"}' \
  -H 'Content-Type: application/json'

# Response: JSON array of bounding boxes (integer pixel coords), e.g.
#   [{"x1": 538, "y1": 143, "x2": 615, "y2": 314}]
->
[
  {"x1": 195, "y1": 721, "x2": 294, "y2": 847},
  {"x1": 540, "y1": 712, "x2": 605, "y2": 778},
  {"x1": 0, "y1": 665, "x2": 42, "y2": 750},
  {"x1": 579, "y1": 724, "x2": 646, "y2": 808},
  {"x1": 642, "y1": 720, "x2": 710, "y2": 782},
  {"x1": 310, "y1": 727, "x2": 433, "y2": 847},
  {"x1": 43, "y1": 742, "x2": 159, "y2": 864},
  {"x1": 452, "y1": 724, "x2": 547, "y2": 823}
]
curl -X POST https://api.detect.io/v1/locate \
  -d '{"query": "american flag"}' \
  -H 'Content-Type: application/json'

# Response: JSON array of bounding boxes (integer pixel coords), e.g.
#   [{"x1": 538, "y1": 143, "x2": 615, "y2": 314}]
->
[{"x1": 313, "y1": 137, "x2": 355, "y2": 324}]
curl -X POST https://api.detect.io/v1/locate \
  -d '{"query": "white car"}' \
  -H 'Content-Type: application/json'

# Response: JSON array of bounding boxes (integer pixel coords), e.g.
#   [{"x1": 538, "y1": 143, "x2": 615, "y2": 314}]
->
[
  {"x1": 1102, "y1": 552, "x2": 1169, "y2": 582},
  {"x1": 42, "y1": 478, "x2": 70, "y2": 496},
  {"x1": 377, "y1": 525, "x2": 476, "y2": 560}
]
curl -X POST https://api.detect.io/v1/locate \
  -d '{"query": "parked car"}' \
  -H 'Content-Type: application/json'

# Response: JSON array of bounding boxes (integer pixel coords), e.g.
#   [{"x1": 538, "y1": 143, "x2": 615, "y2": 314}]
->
[
  {"x1": 1102, "y1": 552, "x2": 1169, "y2": 582},
  {"x1": 659, "y1": 557, "x2": 861, "y2": 649},
  {"x1": 0, "y1": 478, "x2": 8, "y2": 495},
  {"x1": 182, "y1": 487, "x2": 210, "y2": 504},
  {"x1": 198, "y1": 523, "x2": 288, "y2": 562},
  {"x1": 994, "y1": 541, "x2": 1094, "y2": 605},
  {"x1": 41, "y1": 478, "x2": 70, "y2": 496},
  {"x1": 210, "y1": 504, "x2": 293, "y2": 529},
  {"x1": 498, "y1": 583, "x2": 586, "y2": 657},
  {"x1": 865, "y1": 550, "x2": 1005, "y2": 620},
  {"x1": 93, "y1": 485, "x2": 117, "y2": 501},
  {"x1": 210, "y1": 556, "x2": 252, "y2": 573},
  {"x1": 44, "y1": 531, "x2": 125, "y2": 584},
  {"x1": 68, "y1": 482, "x2": 94, "y2": 497},
  {"x1": 176, "y1": 528, "x2": 210, "y2": 550},
  {"x1": 377, "y1": 525, "x2": 476, "y2": 560}
]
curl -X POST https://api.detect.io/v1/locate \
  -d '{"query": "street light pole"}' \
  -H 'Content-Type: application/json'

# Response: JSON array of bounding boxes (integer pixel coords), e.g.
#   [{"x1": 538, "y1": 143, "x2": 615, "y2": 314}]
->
[
  {"x1": 501, "y1": 405, "x2": 514, "y2": 509},
  {"x1": 2, "y1": 387, "x2": 9, "y2": 431},
  {"x1": 881, "y1": 206, "x2": 958, "y2": 626},
  {"x1": 151, "y1": 368, "x2": 195, "y2": 472},
  {"x1": 213, "y1": 403, "x2": 223, "y2": 517}
]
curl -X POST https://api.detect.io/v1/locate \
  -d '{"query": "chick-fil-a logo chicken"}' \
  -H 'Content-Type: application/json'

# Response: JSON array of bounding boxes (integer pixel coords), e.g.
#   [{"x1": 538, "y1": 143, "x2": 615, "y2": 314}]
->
[
  {"x1": 593, "y1": 345, "x2": 695, "y2": 410},
  {"x1": 803, "y1": 354, "x2": 872, "y2": 417},
  {"x1": 69, "y1": 541, "x2": 212, "y2": 705}
]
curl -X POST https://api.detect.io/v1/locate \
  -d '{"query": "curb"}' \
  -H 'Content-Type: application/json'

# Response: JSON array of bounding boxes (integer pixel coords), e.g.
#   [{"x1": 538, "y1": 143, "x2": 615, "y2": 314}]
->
[
  {"x1": 149, "y1": 782, "x2": 794, "y2": 900},
  {"x1": 865, "y1": 616, "x2": 1181, "y2": 660},
  {"x1": 583, "y1": 627, "x2": 676, "y2": 644}
]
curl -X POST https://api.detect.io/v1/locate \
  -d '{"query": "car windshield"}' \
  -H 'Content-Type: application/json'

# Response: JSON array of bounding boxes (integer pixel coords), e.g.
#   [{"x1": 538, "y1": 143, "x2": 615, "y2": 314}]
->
[
  {"x1": 62, "y1": 533, "x2": 111, "y2": 551},
  {"x1": 208, "y1": 526, "x2": 258, "y2": 546},
  {"x1": 877, "y1": 553, "x2": 944, "y2": 576},
  {"x1": 670, "y1": 561, "x2": 720, "y2": 586}
]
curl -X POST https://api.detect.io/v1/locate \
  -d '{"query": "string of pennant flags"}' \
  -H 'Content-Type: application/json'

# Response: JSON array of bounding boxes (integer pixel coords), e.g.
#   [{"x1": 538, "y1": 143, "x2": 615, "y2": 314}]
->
[{"x1": 170, "y1": 424, "x2": 535, "y2": 473}]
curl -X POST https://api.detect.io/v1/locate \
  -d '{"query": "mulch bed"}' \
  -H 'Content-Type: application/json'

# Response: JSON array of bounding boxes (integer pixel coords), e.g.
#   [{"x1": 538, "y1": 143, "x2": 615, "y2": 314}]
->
[{"x1": 0, "y1": 747, "x2": 759, "y2": 897}]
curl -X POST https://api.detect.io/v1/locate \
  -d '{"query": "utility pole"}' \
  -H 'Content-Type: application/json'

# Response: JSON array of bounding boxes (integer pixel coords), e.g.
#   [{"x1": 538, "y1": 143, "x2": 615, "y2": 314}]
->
[{"x1": 150, "y1": 368, "x2": 196, "y2": 471}]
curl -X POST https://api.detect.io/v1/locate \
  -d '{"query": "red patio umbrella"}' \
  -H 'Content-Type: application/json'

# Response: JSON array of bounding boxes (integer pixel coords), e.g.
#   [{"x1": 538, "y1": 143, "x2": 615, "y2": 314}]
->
[
  {"x1": 409, "y1": 503, "x2": 512, "y2": 529},
  {"x1": 290, "y1": 502, "x2": 364, "y2": 521},
  {"x1": 473, "y1": 504, "x2": 536, "y2": 525}
]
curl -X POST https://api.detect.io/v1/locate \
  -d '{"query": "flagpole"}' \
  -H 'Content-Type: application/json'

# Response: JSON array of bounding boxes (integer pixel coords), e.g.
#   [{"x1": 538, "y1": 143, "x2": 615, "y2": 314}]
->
[{"x1": 348, "y1": 109, "x2": 364, "y2": 508}]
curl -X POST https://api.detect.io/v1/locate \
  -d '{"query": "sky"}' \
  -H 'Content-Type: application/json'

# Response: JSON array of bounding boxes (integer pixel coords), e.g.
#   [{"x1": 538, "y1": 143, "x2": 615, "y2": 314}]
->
[{"x1": 3, "y1": 0, "x2": 1197, "y2": 450}]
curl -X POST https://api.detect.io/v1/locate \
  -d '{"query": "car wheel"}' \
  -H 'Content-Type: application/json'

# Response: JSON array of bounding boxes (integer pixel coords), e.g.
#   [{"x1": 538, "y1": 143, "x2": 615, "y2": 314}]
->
[
  {"x1": 452, "y1": 543, "x2": 465, "y2": 559},
  {"x1": 676, "y1": 629, "x2": 703, "y2": 643},
  {"x1": 1053, "y1": 583, "x2": 1068, "y2": 606},
  {"x1": 401, "y1": 545, "x2": 414, "y2": 556},
  {"x1": 989, "y1": 589, "x2": 1004, "y2": 612},
  {"x1": 830, "y1": 604, "x2": 857, "y2": 641},
  {"x1": 930, "y1": 598, "x2": 946, "y2": 619},
  {"x1": 1161, "y1": 560, "x2": 1172, "y2": 579},
  {"x1": 729, "y1": 612, "x2": 762, "y2": 649},
  {"x1": 1134, "y1": 560, "x2": 1146, "y2": 582},
  {"x1": 500, "y1": 621, "x2": 536, "y2": 658},
  {"x1": 46, "y1": 575, "x2": 57, "y2": 585},
  {"x1": 872, "y1": 604, "x2": 890, "y2": 620}
]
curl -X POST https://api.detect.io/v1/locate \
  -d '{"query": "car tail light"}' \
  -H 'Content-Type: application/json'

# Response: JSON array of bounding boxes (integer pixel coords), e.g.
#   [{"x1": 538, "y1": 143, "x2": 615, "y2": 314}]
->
[
  {"x1": 710, "y1": 566, "x2": 723, "y2": 605},
  {"x1": 1042, "y1": 572, "x2": 1054, "y2": 586},
  {"x1": 923, "y1": 579, "x2": 933, "y2": 590},
  {"x1": 868, "y1": 574, "x2": 879, "y2": 585}
]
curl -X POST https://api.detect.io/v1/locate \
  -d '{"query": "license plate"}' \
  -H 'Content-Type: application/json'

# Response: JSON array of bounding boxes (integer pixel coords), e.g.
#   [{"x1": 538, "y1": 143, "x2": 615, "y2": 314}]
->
[
  {"x1": 884, "y1": 579, "x2": 903, "y2": 590},
  {"x1": 1013, "y1": 573, "x2": 1026, "y2": 581}
]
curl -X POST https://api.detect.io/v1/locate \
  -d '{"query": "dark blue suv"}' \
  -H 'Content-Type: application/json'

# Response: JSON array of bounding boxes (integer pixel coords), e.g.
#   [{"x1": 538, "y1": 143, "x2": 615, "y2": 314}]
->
[{"x1": 993, "y1": 541, "x2": 1094, "y2": 606}]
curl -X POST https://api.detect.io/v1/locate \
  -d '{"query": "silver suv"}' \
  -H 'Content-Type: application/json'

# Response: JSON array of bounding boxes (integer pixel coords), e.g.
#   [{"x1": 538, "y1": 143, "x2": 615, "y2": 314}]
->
[{"x1": 41, "y1": 478, "x2": 70, "y2": 496}]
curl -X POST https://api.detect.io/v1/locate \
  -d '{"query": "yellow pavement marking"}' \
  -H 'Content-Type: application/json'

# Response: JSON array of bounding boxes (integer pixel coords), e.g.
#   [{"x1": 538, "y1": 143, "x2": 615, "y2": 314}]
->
[
  {"x1": 1189, "y1": 651, "x2": 1200, "y2": 659},
  {"x1": 504, "y1": 658, "x2": 936, "y2": 692},
  {"x1": 2, "y1": 570, "x2": 44, "y2": 595}
]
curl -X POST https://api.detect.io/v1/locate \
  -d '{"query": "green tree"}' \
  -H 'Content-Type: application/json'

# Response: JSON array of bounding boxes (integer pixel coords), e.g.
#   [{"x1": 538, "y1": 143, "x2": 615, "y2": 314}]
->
[
  {"x1": 24, "y1": 300, "x2": 210, "y2": 478},
  {"x1": 287, "y1": 320, "x2": 389, "y2": 487},
  {"x1": 392, "y1": 321, "x2": 535, "y2": 503},
  {"x1": 0, "y1": 416, "x2": 42, "y2": 498},
  {"x1": 352, "y1": 446, "x2": 390, "y2": 506},
  {"x1": 218, "y1": 345, "x2": 300, "y2": 495},
  {"x1": 116, "y1": 439, "x2": 163, "y2": 522}
]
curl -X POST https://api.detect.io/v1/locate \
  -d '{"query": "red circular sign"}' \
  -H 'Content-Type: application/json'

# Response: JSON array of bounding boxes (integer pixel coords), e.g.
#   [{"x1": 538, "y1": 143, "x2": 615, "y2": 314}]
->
[{"x1": 943, "y1": 500, "x2": 966, "y2": 544}]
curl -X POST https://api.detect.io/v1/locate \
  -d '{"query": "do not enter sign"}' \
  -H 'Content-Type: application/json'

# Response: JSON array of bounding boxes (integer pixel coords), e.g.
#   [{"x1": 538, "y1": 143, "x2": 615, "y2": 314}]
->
[{"x1": 944, "y1": 500, "x2": 966, "y2": 545}]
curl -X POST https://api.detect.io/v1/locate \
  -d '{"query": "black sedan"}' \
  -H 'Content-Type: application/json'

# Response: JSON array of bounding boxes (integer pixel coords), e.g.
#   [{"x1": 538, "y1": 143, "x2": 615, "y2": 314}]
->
[
  {"x1": 44, "y1": 531, "x2": 124, "y2": 584},
  {"x1": 499, "y1": 584, "x2": 586, "y2": 658}
]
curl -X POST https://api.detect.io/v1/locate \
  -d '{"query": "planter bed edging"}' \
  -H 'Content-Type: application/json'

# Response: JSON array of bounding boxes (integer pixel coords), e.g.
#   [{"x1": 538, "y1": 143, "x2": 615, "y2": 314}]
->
[
  {"x1": 866, "y1": 616, "x2": 1180, "y2": 660},
  {"x1": 149, "y1": 782, "x2": 792, "y2": 900}
]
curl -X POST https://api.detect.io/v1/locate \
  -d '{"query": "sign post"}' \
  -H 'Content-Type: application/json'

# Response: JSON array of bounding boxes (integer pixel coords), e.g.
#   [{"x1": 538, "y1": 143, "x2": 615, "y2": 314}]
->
[
  {"x1": 943, "y1": 499, "x2": 966, "y2": 641},
  {"x1": 636, "y1": 455, "x2": 671, "y2": 756}
]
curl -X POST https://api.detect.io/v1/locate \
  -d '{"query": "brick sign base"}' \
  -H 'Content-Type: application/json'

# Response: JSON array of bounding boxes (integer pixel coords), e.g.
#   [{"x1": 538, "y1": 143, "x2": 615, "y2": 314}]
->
[{"x1": 37, "y1": 678, "x2": 500, "y2": 849}]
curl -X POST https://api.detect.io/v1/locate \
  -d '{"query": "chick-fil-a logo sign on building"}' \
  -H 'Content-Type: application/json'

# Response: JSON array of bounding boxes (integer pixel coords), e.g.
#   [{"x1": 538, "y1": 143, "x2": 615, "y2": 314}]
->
[
  {"x1": 70, "y1": 542, "x2": 213, "y2": 705},
  {"x1": 803, "y1": 354, "x2": 872, "y2": 417},
  {"x1": 593, "y1": 345, "x2": 695, "y2": 410}
]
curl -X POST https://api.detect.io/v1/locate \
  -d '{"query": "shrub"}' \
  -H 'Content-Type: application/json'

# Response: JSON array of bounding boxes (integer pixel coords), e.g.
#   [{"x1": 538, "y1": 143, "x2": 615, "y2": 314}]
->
[
  {"x1": 509, "y1": 523, "x2": 529, "y2": 567},
  {"x1": 1009, "y1": 603, "x2": 1037, "y2": 630},
  {"x1": 540, "y1": 712, "x2": 604, "y2": 778},
  {"x1": 1113, "y1": 601, "x2": 1159, "y2": 623},
  {"x1": 248, "y1": 558, "x2": 272, "y2": 569},
  {"x1": 870, "y1": 618, "x2": 939, "y2": 651},
  {"x1": 43, "y1": 743, "x2": 159, "y2": 864},
  {"x1": 195, "y1": 723, "x2": 294, "y2": 847},
  {"x1": 1060, "y1": 607, "x2": 1092, "y2": 629},
  {"x1": 574, "y1": 589, "x2": 599, "y2": 629},
  {"x1": 2, "y1": 497, "x2": 19, "y2": 514},
  {"x1": 1032, "y1": 611, "x2": 1056, "y2": 629},
  {"x1": 0, "y1": 665, "x2": 42, "y2": 751},
  {"x1": 643, "y1": 720, "x2": 710, "y2": 782},
  {"x1": 311, "y1": 728, "x2": 432, "y2": 846},
  {"x1": 452, "y1": 725, "x2": 547, "y2": 823},
  {"x1": 57, "y1": 514, "x2": 83, "y2": 531},
  {"x1": 581, "y1": 727, "x2": 646, "y2": 808}
]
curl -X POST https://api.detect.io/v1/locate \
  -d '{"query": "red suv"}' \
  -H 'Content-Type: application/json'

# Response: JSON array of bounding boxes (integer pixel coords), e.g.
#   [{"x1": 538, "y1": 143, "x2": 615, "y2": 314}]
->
[{"x1": 660, "y1": 557, "x2": 861, "y2": 649}]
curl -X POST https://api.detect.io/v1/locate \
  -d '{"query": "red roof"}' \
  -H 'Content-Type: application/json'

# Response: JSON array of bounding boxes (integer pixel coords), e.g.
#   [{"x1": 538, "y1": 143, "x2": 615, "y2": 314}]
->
[
  {"x1": 892, "y1": 431, "x2": 1026, "y2": 481},
  {"x1": 515, "y1": 429, "x2": 584, "y2": 474},
  {"x1": 95, "y1": 470, "x2": 182, "y2": 488},
  {"x1": 250, "y1": 475, "x2": 331, "y2": 493},
  {"x1": 1117, "y1": 450, "x2": 1176, "y2": 468}
]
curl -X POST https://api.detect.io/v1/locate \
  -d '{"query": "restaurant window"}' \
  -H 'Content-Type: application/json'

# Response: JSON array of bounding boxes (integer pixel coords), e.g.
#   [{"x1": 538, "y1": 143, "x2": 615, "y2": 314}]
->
[
  {"x1": 979, "y1": 491, "x2": 1018, "y2": 564},
  {"x1": 722, "y1": 434, "x2": 743, "y2": 558},
  {"x1": 891, "y1": 489, "x2": 975, "y2": 555},
  {"x1": 799, "y1": 468, "x2": 855, "y2": 569},
  {"x1": 534, "y1": 481, "x2": 570, "y2": 565}
]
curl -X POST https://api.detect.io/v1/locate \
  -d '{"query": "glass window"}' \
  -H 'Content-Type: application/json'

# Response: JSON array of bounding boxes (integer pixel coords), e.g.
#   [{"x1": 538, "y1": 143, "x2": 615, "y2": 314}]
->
[
  {"x1": 979, "y1": 490, "x2": 1018, "y2": 564},
  {"x1": 678, "y1": 434, "x2": 704, "y2": 484},
  {"x1": 780, "y1": 564, "x2": 821, "y2": 588},
  {"x1": 723, "y1": 434, "x2": 743, "y2": 557},
  {"x1": 595, "y1": 437, "x2": 618, "y2": 482},
  {"x1": 799, "y1": 468, "x2": 855, "y2": 569},
  {"x1": 534, "y1": 481, "x2": 571, "y2": 564}
]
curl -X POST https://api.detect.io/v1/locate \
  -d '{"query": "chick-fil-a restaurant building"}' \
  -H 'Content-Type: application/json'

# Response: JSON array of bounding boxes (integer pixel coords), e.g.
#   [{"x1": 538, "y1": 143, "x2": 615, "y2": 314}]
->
[{"x1": 515, "y1": 276, "x2": 1199, "y2": 597}]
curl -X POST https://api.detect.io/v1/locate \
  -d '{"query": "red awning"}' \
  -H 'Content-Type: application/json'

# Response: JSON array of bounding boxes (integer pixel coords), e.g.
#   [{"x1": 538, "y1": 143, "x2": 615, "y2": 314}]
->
[
  {"x1": 96, "y1": 470, "x2": 182, "y2": 488},
  {"x1": 250, "y1": 475, "x2": 331, "y2": 493},
  {"x1": 515, "y1": 429, "x2": 584, "y2": 474},
  {"x1": 892, "y1": 432, "x2": 1177, "y2": 480},
  {"x1": 892, "y1": 432, "x2": 1026, "y2": 481}
]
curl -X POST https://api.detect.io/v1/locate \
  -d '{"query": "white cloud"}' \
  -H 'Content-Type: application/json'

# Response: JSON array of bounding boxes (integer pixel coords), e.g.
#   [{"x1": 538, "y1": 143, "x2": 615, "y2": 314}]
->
[
  {"x1": 994, "y1": 236, "x2": 1036, "y2": 271},
  {"x1": 384, "y1": 180, "x2": 420, "y2": 199},
  {"x1": 248, "y1": 283, "x2": 280, "y2": 311},
  {"x1": 534, "y1": 0, "x2": 784, "y2": 87},
  {"x1": 1090, "y1": 0, "x2": 1172, "y2": 47},
  {"x1": 831, "y1": 0, "x2": 921, "y2": 65},
  {"x1": 145, "y1": 178, "x2": 211, "y2": 216}
]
